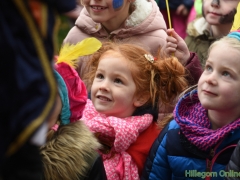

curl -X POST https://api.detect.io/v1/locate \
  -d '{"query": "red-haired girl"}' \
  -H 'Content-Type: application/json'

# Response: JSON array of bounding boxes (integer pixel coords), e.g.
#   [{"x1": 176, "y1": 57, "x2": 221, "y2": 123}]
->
[{"x1": 81, "y1": 42, "x2": 189, "y2": 179}]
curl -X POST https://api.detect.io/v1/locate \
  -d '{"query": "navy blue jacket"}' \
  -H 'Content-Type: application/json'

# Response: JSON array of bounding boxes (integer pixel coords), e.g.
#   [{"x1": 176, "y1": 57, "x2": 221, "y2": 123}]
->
[{"x1": 0, "y1": 0, "x2": 75, "y2": 167}]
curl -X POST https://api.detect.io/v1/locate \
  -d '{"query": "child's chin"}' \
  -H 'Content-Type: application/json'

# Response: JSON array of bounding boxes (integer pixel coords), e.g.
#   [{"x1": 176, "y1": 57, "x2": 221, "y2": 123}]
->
[{"x1": 96, "y1": 108, "x2": 109, "y2": 114}]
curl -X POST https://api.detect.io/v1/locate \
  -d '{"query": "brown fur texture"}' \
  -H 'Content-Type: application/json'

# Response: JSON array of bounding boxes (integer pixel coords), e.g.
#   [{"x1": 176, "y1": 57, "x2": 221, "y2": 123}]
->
[{"x1": 40, "y1": 121, "x2": 101, "y2": 180}]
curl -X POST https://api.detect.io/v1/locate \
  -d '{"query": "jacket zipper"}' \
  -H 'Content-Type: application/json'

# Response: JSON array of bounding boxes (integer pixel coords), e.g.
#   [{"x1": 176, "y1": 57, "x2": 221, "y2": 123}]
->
[
  {"x1": 205, "y1": 144, "x2": 237, "y2": 180},
  {"x1": 206, "y1": 148, "x2": 214, "y2": 172}
]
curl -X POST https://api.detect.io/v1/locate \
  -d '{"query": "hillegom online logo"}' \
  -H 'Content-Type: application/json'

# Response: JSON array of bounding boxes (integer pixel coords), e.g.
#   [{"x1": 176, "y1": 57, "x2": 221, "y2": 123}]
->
[{"x1": 185, "y1": 170, "x2": 240, "y2": 179}]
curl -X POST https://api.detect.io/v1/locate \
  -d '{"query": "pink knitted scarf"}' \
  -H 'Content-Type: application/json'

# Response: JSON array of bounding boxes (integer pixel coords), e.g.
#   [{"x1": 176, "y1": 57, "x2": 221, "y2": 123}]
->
[
  {"x1": 82, "y1": 100, "x2": 153, "y2": 180},
  {"x1": 174, "y1": 90, "x2": 240, "y2": 151}
]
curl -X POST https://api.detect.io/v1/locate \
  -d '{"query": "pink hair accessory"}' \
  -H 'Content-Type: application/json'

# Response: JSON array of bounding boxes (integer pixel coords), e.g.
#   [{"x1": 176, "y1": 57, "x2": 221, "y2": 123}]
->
[{"x1": 51, "y1": 124, "x2": 59, "y2": 131}]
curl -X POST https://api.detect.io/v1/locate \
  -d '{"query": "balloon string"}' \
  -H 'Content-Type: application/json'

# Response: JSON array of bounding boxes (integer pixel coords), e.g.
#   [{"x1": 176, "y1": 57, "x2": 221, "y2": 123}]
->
[
  {"x1": 165, "y1": 0, "x2": 174, "y2": 56},
  {"x1": 165, "y1": 0, "x2": 172, "y2": 29}
]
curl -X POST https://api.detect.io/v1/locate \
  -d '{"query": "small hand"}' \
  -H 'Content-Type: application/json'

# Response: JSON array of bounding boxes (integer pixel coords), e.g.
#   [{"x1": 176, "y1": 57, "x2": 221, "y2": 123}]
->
[
  {"x1": 164, "y1": 29, "x2": 190, "y2": 66},
  {"x1": 176, "y1": 4, "x2": 188, "y2": 16}
]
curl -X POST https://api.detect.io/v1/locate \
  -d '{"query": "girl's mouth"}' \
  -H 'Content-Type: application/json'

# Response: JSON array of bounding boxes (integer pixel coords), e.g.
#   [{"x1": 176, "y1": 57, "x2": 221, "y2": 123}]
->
[
  {"x1": 91, "y1": 6, "x2": 107, "y2": 10},
  {"x1": 97, "y1": 95, "x2": 111, "y2": 101},
  {"x1": 203, "y1": 90, "x2": 217, "y2": 96},
  {"x1": 209, "y1": 12, "x2": 221, "y2": 16}
]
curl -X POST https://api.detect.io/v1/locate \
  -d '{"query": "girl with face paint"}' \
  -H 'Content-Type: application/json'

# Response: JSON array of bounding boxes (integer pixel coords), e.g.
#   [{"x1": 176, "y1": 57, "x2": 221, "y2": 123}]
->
[
  {"x1": 185, "y1": 0, "x2": 240, "y2": 68},
  {"x1": 64, "y1": 0, "x2": 167, "y2": 61},
  {"x1": 63, "y1": 0, "x2": 170, "y2": 84}
]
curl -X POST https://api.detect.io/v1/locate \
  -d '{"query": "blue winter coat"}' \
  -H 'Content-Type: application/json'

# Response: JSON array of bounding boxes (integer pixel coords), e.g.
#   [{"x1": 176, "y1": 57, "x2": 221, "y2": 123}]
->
[{"x1": 141, "y1": 120, "x2": 240, "y2": 180}]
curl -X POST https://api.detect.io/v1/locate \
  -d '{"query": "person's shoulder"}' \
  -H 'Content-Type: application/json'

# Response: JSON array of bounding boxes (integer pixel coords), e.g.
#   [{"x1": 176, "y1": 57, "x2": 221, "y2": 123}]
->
[
  {"x1": 186, "y1": 17, "x2": 209, "y2": 37},
  {"x1": 166, "y1": 119, "x2": 180, "y2": 131},
  {"x1": 63, "y1": 8, "x2": 96, "y2": 45},
  {"x1": 63, "y1": 26, "x2": 91, "y2": 45},
  {"x1": 154, "y1": 119, "x2": 179, "y2": 144},
  {"x1": 126, "y1": 0, "x2": 166, "y2": 32},
  {"x1": 144, "y1": 119, "x2": 180, "y2": 163}
]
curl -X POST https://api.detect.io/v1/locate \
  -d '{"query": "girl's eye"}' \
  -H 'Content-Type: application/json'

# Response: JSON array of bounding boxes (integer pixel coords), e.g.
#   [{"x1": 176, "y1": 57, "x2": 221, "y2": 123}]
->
[
  {"x1": 114, "y1": 78, "x2": 123, "y2": 84},
  {"x1": 222, "y1": 71, "x2": 230, "y2": 77},
  {"x1": 96, "y1": 73, "x2": 104, "y2": 79},
  {"x1": 205, "y1": 65, "x2": 212, "y2": 72}
]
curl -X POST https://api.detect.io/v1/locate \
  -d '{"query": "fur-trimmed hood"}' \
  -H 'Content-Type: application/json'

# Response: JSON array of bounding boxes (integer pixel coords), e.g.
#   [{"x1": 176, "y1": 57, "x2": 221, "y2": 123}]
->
[
  {"x1": 40, "y1": 121, "x2": 101, "y2": 180},
  {"x1": 64, "y1": 0, "x2": 167, "y2": 55},
  {"x1": 186, "y1": 17, "x2": 211, "y2": 38}
]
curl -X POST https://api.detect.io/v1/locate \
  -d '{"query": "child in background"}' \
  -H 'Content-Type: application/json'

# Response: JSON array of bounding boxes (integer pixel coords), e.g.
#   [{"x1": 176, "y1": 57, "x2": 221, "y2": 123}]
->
[
  {"x1": 185, "y1": 0, "x2": 240, "y2": 68},
  {"x1": 157, "y1": 0, "x2": 194, "y2": 38},
  {"x1": 63, "y1": 0, "x2": 202, "y2": 101},
  {"x1": 64, "y1": 0, "x2": 167, "y2": 54},
  {"x1": 64, "y1": 0, "x2": 168, "y2": 78},
  {"x1": 141, "y1": 31, "x2": 240, "y2": 180},
  {"x1": 81, "y1": 42, "x2": 188, "y2": 179},
  {"x1": 40, "y1": 38, "x2": 107, "y2": 180}
]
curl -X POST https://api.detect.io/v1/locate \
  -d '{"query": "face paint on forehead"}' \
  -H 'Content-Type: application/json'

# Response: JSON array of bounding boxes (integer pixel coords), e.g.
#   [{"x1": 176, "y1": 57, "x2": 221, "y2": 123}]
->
[
  {"x1": 219, "y1": 8, "x2": 237, "y2": 24},
  {"x1": 211, "y1": 0, "x2": 220, "y2": 6},
  {"x1": 113, "y1": 0, "x2": 123, "y2": 9}
]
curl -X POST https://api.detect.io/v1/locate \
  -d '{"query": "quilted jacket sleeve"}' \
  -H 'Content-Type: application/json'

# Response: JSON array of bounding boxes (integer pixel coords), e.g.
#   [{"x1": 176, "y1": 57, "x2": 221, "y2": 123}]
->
[
  {"x1": 140, "y1": 123, "x2": 171, "y2": 180},
  {"x1": 225, "y1": 140, "x2": 240, "y2": 180},
  {"x1": 185, "y1": 52, "x2": 203, "y2": 86}
]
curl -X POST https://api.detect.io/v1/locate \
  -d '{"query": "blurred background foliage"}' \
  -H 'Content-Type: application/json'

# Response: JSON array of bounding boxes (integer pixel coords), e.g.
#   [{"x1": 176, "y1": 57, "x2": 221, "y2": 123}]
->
[{"x1": 56, "y1": 15, "x2": 74, "y2": 54}]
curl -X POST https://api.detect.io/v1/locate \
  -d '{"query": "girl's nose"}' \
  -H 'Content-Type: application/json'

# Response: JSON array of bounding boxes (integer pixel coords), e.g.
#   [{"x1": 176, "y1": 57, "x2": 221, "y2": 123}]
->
[
  {"x1": 211, "y1": 0, "x2": 220, "y2": 8},
  {"x1": 205, "y1": 73, "x2": 217, "y2": 85},
  {"x1": 99, "y1": 86, "x2": 107, "y2": 91},
  {"x1": 99, "y1": 80, "x2": 109, "y2": 91}
]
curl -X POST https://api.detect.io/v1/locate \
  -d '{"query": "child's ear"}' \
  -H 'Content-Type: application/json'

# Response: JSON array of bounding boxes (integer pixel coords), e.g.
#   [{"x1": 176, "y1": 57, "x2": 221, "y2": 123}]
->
[{"x1": 133, "y1": 93, "x2": 150, "y2": 107}]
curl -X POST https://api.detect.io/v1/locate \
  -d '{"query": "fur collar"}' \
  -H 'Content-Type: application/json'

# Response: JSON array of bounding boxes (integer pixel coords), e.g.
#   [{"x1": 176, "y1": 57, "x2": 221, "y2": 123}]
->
[
  {"x1": 187, "y1": 17, "x2": 211, "y2": 37},
  {"x1": 40, "y1": 121, "x2": 101, "y2": 179},
  {"x1": 126, "y1": 0, "x2": 152, "y2": 27},
  {"x1": 193, "y1": 17, "x2": 209, "y2": 34}
]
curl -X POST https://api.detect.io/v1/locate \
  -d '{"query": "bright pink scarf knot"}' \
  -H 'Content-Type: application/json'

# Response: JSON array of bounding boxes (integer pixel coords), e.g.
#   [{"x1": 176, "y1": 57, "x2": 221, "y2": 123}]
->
[{"x1": 82, "y1": 100, "x2": 153, "y2": 180}]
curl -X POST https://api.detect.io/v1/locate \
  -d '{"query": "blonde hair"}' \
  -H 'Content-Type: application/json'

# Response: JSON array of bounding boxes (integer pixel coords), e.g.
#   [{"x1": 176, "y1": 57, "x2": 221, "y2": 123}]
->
[
  {"x1": 84, "y1": 42, "x2": 188, "y2": 114},
  {"x1": 208, "y1": 35, "x2": 240, "y2": 58},
  {"x1": 40, "y1": 121, "x2": 101, "y2": 180}
]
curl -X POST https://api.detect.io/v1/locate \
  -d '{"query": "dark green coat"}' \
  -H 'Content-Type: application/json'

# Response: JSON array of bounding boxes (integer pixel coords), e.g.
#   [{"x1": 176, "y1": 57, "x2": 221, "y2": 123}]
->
[{"x1": 185, "y1": 17, "x2": 216, "y2": 68}]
